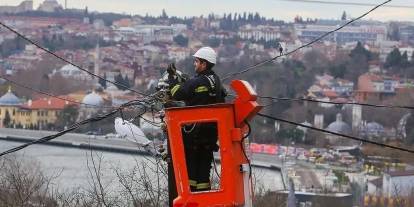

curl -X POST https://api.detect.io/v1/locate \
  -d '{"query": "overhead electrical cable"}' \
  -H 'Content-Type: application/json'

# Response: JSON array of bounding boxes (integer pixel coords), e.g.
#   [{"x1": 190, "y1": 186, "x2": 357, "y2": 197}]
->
[
  {"x1": 222, "y1": 0, "x2": 392, "y2": 81},
  {"x1": 0, "y1": 20, "x2": 148, "y2": 97},
  {"x1": 0, "y1": 99, "x2": 145, "y2": 157},
  {"x1": 257, "y1": 112, "x2": 414, "y2": 154}
]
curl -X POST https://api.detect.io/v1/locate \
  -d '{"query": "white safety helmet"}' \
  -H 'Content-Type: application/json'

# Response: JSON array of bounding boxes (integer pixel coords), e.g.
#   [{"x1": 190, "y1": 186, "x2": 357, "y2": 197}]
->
[{"x1": 193, "y1": 47, "x2": 217, "y2": 64}]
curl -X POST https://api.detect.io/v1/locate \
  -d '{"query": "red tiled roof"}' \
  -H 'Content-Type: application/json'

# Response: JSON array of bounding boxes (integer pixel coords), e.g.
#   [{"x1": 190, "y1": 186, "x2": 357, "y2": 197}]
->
[
  {"x1": 323, "y1": 90, "x2": 338, "y2": 98},
  {"x1": 368, "y1": 74, "x2": 382, "y2": 82},
  {"x1": 331, "y1": 98, "x2": 348, "y2": 103},
  {"x1": 22, "y1": 97, "x2": 76, "y2": 110},
  {"x1": 358, "y1": 74, "x2": 375, "y2": 91}
]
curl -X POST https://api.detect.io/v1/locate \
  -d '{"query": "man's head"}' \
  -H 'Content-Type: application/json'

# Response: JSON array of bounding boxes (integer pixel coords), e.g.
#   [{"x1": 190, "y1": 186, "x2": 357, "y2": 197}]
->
[{"x1": 193, "y1": 47, "x2": 216, "y2": 73}]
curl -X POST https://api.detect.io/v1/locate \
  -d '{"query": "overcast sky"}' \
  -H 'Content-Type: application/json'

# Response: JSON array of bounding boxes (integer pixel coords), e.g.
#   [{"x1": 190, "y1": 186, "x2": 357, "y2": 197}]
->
[{"x1": 2, "y1": 0, "x2": 414, "y2": 22}]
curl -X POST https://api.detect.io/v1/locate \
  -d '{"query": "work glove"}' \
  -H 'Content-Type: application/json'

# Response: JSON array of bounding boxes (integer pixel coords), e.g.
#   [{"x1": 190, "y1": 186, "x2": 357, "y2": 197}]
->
[
  {"x1": 167, "y1": 63, "x2": 176, "y2": 76},
  {"x1": 156, "y1": 63, "x2": 188, "y2": 91}
]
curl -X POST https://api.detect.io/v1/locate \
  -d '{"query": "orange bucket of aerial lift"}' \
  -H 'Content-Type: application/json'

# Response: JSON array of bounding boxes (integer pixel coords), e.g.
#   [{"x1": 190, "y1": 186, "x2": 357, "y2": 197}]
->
[{"x1": 165, "y1": 80, "x2": 262, "y2": 207}]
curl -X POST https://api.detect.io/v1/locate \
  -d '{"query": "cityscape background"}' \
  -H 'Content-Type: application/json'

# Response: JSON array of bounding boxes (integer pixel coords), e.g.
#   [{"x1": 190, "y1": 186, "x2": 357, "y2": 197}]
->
[{"x1": 0, "y1": 0, "x2": 414, "y2": 206}]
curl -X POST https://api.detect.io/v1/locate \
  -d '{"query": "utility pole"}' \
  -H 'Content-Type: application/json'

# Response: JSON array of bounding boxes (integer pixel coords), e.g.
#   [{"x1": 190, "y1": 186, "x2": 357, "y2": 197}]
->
[{"x1": 287, "y1": 178, "x2": 296, "y2": 207}]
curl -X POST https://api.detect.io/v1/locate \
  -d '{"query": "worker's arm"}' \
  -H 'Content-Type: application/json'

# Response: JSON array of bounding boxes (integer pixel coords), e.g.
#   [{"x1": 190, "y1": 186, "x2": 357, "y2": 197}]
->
[{"x1": 170, "y1": 79, "x2": 195, "y2": 101}]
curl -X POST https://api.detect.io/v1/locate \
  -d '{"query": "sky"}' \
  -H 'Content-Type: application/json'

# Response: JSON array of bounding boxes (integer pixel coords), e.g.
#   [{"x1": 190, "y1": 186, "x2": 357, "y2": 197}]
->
[{"x1": 2, "y1": 0, "x2": 414, "y2": 22}]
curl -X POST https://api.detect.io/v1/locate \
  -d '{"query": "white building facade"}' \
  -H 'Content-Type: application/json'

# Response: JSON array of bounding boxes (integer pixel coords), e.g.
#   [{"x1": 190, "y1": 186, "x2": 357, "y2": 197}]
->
[{"x1": 382, "y1": 171, "x2": 414, "y2": 197}]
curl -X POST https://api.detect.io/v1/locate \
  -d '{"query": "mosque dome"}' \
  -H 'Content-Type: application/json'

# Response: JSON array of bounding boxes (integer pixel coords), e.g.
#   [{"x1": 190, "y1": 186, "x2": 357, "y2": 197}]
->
[
  {"x1": 326, "y1": 113, "x2": 351, "y2": 134},
  {"x1": 366, "y1": 122, "x2": 384, "y2": 132},
  {"x1": 82, "y1": 91, "x2": 103, "y2": 106},
  {"x1": 365, "y1": 122, "x2": 384, "y2": 136},
  {"x1": 0, "y1": 87, "x2": 22, "y2": 106}
]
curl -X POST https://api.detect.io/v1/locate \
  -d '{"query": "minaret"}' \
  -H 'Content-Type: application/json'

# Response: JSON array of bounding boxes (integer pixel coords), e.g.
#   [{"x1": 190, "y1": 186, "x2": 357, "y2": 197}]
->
[
  {"x1": 352, "y1": 104, "x2": 362, "y2": 132},
  {"x1": 65, "y1": 0, "x2": 67, "y2": 9},
  {"x1": 94, "y1": 41, "x2": 100, "y2": 77}
]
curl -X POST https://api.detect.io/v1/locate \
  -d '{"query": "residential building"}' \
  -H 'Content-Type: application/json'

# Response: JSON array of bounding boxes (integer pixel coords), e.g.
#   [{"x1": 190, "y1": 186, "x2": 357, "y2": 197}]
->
[
  {"x1": 53, "y1": 64, "x2": 93, "y2": 81},
  {"x1": 355, "y1": 73, "x2": 399, "y2": 102},
  {"x1": 331, "y1": 79, "x2": 354, "y2": 96},
  {"x1": 399, "y1": 25, "x2": 414, "y2": 44},
  {"x1": 295, "y1": 23, "x2": 387, "y2": 44},
  {"x1": 238, "y1": 24, "x2": 281, "y2": 41},
  {"x1": 383, "y1": 170, "x2": 414, "y2": 197},
  {"x1": 368, "y1": 170, "x2": 414, "y2": 198},
  {"x1": 375, "y1": 40, "x2": 399, "y2": 61},
  {"x1": 0, "y1": 88, "x2": 74, "y2": 129},
  {"x1": 307, "y1": 74, "x2": 354, "y2": 107},
  {"x1": 167, "y1": 46, "x2": 191, "y2": 62},
  {"x1": 18, "y1": 97, "x2": 74, "y2": 129},
  {"x1": 114, "y1": 25, "x2": 176, "y2": 43}
]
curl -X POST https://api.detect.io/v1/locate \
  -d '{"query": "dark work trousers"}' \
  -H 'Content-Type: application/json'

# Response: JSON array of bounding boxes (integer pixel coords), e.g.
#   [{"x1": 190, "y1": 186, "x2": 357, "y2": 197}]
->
[
  {"x1": 182, "y1": 124, "x2": 217, "y2": 192},
  {"x1": 184, "y1": 144, "x2": 214, "y2": 192}
]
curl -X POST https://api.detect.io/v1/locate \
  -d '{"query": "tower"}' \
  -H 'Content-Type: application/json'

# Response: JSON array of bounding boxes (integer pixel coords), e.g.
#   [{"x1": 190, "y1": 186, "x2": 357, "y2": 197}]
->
[
  {"x1": 94, "y1": 41, "x2": 100, "y2": 77},
  {"x1": 314, "y1": 114, "x2": 324, "y2": 129},
  {"x1": 352, "y1": 104, "x2": 362, "y2": 132}
]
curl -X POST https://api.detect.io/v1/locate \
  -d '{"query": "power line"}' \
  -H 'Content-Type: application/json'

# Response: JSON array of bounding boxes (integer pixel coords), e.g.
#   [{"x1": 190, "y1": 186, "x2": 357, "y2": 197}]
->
[
  {"x1": 258, "y1": 95, "x2": 414, "y2": 110},
  {"x1": 221, "y1": 0, "x2": 392, "y2": 81},
  {"x1": 0, "y1": 75, "x2": 115, "y2": 109},
  {"x1": 0, "y1": 99, "x2": 145, "y2": 157},
  {"x1": 257, "y1": 112, "x2": 414, "y2": 154},
  {"x1": 0, "y1": 108, "x2": 119, "y2": 157},
  {"x1": 0, "y1": 20, "x2": 147, "y2": 97},
  {"x1": 277, "y1": 0, "x2": 414, "y2": 9}
]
